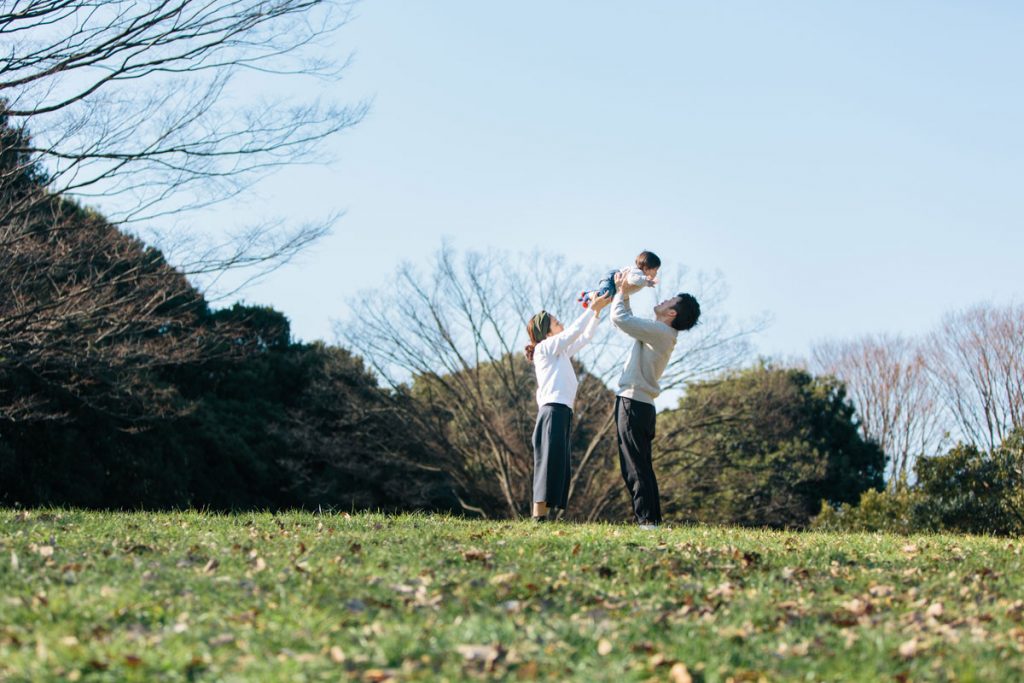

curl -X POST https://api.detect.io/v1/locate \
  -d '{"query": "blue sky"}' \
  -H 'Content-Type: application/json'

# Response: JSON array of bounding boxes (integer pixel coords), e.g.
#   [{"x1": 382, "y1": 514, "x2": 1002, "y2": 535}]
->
[{"x1": 207, "y1": 1, "x2": 1023, "y2": 358}]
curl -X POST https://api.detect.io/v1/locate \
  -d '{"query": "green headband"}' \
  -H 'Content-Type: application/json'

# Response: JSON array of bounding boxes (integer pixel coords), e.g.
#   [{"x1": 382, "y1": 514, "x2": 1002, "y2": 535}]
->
[{"x1": 529, "y1": 311, "x2": 551, "y2": 344}]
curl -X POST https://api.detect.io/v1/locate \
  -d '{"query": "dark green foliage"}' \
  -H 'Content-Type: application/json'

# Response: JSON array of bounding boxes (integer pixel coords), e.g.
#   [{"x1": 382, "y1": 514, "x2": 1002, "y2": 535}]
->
[
  {"x1": 0, "y1": 113, "x2": 47, "y2": 190},
  {"x1": 0, "y1": 306, "x2": 458, "y2": 512},
  {"x1": 812, "y1": 429, "x2": 1024, "y2": 536},
  {"x1": 0, "y1": 111, "x2": 455, "y2": 512},
  {"x1": 269, "y1": 342, "x2": 458, "y2": 512},
  {"x1": 207, "y1": 303, "x2": 292, "y2": 351},
  {"x1": 1, "y1": 113, "x2": 210, "y2": 421},
  {"x1": 657, "y1": 364, "x2": 886, "y2": 528},
  {"x1": 914, "y1": 431, "x2": 1024, "y2": 535},
  {"x1": 811, "y1": 487, "x2": 929, "y2": 535}
]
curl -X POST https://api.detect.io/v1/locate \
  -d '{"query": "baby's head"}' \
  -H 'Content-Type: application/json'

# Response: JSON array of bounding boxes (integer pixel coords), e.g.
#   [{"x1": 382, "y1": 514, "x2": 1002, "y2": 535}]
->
[{"x1": 636, "y1": 250, "x2": 661, "y2": 280}]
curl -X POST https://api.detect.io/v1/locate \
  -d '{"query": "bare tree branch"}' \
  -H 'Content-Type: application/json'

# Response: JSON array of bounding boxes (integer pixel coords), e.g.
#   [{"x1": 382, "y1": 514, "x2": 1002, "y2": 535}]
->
[
  {"x1": 810, "y1": 334, "x2": 948, "y2": 488},
  {"x1": 925, "y1": 303, "x2": 1024, "y2": 452},
  {"x1": 2, "y1": 0, "x2": 366, "y2": 287},
  {"x1": 337, "y1": 244, "x2": 760, "y2": 519}
]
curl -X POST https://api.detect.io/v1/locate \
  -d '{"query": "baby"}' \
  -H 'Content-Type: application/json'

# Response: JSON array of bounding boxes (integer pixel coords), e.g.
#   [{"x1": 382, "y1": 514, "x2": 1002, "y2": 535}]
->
[{"x1": 578, "y1": 251, "x2": 661, "y2": 308}]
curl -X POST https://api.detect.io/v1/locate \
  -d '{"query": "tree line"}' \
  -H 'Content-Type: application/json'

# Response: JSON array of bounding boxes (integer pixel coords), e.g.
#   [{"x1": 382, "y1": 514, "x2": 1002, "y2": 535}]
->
[
  {"x1": 4, "y1": 108, "x2": 1021, "y2": 530},
  {"x1": 1, "y1": 107, "x2": 881, "y2": 521},
  {"x1": 808, "y1": 307, "x2": 1024, "y2": 535},
  {"x1": 3, "y1": 1, "x2": 1019, "y2": 532},
  {"x1": 4, "y1": 111, "x2": 1019, "y2": 528}
]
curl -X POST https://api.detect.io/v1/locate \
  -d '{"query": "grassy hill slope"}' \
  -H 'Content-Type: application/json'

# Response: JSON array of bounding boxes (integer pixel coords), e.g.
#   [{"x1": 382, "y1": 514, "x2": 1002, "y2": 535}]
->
[{"x1": 2, "y1": 511, "x2": 1023, "y2": 681}]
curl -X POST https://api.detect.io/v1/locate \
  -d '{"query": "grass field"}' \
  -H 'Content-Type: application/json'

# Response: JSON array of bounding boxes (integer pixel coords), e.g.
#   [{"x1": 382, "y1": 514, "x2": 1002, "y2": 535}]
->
[{"x1": 2, "y1": 510, "x2": 1024, "y2": 682}]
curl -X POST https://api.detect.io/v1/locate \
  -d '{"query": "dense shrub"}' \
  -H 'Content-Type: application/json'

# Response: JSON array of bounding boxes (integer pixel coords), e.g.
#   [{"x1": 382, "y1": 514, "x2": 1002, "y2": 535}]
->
[
  {"x1": 0, "y1": 307, "x2": 458, "y2": 513},
  {"x1": 656, "y1": 364, "x2": 886, "y2": 528},
  {"x1": 914, "y1": 431, "x2": 1024, "y2": 535},
  {"x1": 811, "y1": 488, "x2": 930, "y2": 535},
  {"x1": 812, "y1": 429, "x2": 1024, "y2": 536}
]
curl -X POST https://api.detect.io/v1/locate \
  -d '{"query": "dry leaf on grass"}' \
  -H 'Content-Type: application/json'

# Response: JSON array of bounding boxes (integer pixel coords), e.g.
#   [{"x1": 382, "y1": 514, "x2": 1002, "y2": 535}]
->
[
  {"x1": 869, "y1": 584, "x2": 894, "y2": 598},
  {"x1": 842, "y1": 598, "x2": 870, "y2": 616},
  {"x1": 898, "y1": 638, "x2": 924, "y2": 659},
  {"x1": 649, "y1": 653, "x2": 671, "y2": 667},
  {"x1": 776, "y1": 641, "x2": 810, "y2": 657},
  {"x1": 456, "y1": 643, "x2": 503, "y2": 669},
  {"x1": 709, "y1": 582, "x2": 736, "y2": 599},
  {"x1": 669, "y1": 662, "x2": 693, "y2": 683},
  {"x1": 462, "y1": 549, "x2": 493, "y2": 565},
  {"x1": 489, "y1": 572, "x2": 517, "y2": 586}
]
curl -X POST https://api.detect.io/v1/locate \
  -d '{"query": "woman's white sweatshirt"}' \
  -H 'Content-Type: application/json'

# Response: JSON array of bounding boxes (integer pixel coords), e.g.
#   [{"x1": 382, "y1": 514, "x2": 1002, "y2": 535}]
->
[{"x1": 533, "y1": 309, "x2": 602, "y2": 409}]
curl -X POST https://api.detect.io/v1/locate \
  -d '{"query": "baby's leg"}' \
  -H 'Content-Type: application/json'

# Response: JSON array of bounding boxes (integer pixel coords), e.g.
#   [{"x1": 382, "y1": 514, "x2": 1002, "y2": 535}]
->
[
  {"x1": 596, "y1": 269, "x2": 618, "y2": 298},
  {"x1": 580, "y1": 270, "x2": 619, "y2": 307},
  {"x1": 577, "y1": 289, "x2": 595, "y2": 308}
]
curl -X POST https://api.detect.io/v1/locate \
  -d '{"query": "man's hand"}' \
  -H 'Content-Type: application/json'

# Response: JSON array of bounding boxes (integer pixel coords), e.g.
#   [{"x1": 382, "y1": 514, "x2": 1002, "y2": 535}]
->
[
  {"x1": 590, "y1": 292, "x2": 612, "y2": 313},
  {"x1": 614, "y1": 271, "x2": 642, "y2": 296}
]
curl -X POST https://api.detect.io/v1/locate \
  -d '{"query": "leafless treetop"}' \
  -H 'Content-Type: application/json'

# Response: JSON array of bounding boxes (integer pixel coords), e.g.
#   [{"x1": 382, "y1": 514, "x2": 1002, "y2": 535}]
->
[{"x1": 2, "y1": 0, "x2": 367, "y2": 224}]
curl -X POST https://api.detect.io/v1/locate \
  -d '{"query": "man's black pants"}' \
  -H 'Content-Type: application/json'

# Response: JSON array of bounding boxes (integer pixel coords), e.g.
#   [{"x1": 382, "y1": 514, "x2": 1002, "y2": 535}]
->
[{"x1": 615, "y1": 396, "x2": 661, "y2": 525}]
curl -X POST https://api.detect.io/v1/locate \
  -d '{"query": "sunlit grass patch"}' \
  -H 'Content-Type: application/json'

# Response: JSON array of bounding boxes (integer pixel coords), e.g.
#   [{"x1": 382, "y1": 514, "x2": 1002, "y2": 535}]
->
[{"x1": 2, "y1": 510, "x2": 1023, "y2": 681}]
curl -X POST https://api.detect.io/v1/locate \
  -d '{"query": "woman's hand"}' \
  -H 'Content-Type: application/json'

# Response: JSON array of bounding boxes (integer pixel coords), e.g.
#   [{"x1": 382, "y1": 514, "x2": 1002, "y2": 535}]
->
[{"x1": 590, "y1": 292, "x2": 612, "y2": 313}]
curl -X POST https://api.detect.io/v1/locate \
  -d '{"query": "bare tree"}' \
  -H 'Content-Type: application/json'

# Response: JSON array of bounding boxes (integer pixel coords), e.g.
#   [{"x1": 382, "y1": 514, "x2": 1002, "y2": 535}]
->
[
  {"x1": 0, "y1": 2, "x2": 365, "y2": 420},
  {"x1": 0, "y1": 182, "x2": 227, "y2": 421},
  {"x1": 926, "y1": 303, "x2": 1024, "y2": 452},
  {"x1": 810, "y1": 334, "x2": 947, "y2": 487},
  {"x1": 2, "y1": 0, "x2": 366, "y2": 272},
  {"x1": 338, "y1": 244, "x2": 760, "y2": 519}
]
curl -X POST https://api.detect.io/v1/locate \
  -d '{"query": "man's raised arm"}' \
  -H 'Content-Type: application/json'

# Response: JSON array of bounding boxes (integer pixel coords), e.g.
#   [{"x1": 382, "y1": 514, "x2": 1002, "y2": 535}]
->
[{"x1": 611, "y1": 278, "x2": 669, "y2": 346}]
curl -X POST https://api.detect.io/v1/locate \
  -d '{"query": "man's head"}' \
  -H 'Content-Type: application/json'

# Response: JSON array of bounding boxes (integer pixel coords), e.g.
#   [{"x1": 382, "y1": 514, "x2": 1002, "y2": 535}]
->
[{"x1": 654, "y1": 293, "x2": 701, "y2": 331}]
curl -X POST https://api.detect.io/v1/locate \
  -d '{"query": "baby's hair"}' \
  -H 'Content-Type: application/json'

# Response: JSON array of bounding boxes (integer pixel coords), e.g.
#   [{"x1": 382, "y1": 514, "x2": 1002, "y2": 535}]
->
[{"x1": 636, "y1": 250, "x2": 661, "y2": 270}]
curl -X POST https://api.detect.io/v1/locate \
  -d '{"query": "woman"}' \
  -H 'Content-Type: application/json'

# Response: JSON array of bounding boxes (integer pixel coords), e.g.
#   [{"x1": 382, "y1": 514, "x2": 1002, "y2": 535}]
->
[{"x1": 524, "y1": 293, "x2": 612, "y2": 521}]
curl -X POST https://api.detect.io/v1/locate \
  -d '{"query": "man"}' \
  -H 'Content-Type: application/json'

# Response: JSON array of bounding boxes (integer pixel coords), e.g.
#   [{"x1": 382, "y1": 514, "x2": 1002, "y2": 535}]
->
[{"x1": 611, "y1": 271, "x2": 701, "y2": 529}]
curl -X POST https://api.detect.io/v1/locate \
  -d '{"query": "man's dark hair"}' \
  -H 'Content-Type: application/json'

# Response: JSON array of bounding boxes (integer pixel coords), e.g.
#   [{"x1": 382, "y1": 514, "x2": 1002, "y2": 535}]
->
[
  {"x1": 636, "y1": 250, "x2": 661, "y2": 270},
  {"x1": 670, "y1": 293, "x2": 700, "y2": 331}
]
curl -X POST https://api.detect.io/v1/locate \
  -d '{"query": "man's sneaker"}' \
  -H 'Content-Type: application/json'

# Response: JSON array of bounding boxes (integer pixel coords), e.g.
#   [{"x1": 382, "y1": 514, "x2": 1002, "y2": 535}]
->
[{"x1": 638, "y1": 523, "x2": 659, "y2": 531}]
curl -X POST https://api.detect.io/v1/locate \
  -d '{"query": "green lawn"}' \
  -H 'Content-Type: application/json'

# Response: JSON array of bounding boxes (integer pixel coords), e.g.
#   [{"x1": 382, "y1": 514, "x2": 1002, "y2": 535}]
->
[{"x1": 2, "y1": 510, "x2": 1023, "y2": 682}]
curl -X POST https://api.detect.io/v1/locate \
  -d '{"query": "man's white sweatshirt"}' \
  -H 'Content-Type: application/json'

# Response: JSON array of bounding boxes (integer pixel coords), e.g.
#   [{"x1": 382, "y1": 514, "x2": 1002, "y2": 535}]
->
[{"x1": 611, "y1": 290, "x2": 677, "y2": 405}]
